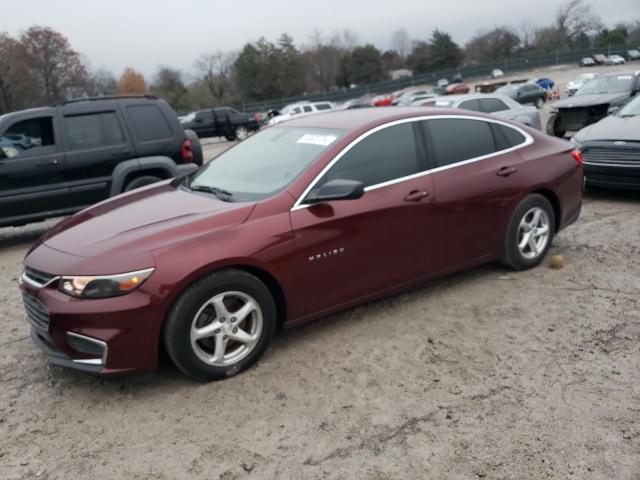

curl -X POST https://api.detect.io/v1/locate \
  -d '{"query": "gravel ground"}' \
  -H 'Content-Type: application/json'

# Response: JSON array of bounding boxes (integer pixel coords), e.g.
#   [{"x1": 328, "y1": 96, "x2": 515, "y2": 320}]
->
[{"x1": 1, "y1": 64, "x2": 639, "y2": 479}]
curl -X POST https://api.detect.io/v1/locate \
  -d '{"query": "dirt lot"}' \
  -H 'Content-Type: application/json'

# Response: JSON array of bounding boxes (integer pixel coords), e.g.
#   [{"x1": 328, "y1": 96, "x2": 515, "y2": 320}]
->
[{"x1": 1, "y1": 64, "x2": 640, "y2": 480}]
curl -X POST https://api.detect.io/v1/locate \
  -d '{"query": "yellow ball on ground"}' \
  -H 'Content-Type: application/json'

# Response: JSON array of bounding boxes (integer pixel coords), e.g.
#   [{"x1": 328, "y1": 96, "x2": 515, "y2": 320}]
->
[{"x1": 549, "y1": 255, "x2": 565, "y2": 269}]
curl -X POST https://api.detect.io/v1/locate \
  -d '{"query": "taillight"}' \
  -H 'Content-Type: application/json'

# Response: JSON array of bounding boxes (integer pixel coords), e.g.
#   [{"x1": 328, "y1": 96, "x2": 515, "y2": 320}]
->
[
  {"x1": 571, "y1": 149, "x2": 583, "y2": 165},
  {"x1": 254, "y1": 113, "x2": 260, "y2": 123},
  {"x1": 181, "y1": 139, "x2": 193, "y2": 163}
]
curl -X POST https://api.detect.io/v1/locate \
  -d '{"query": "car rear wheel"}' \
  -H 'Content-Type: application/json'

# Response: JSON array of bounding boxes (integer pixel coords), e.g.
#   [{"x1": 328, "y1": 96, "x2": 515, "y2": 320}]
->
[
  {"x1": 546, "y1": 113, "x2": 566, "y2": 138},
  {"x1": 235, "y1": 126, "x2": 249, "y2": 141},
  {"x1": 503, "y1": 194, "x2": 554, "y2": 270},
  {"x1": 124, "y1": 175, "x2": 162, "y2": 191},
  {"x1": 163, "y1": 269, "x2": 276, "y2": 381}
]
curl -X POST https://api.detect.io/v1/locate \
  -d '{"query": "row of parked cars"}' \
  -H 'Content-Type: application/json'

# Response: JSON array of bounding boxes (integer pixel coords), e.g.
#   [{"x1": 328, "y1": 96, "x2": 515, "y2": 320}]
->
[{"x1": 580, "y1": 50, "x2": 640, "y2": 67}]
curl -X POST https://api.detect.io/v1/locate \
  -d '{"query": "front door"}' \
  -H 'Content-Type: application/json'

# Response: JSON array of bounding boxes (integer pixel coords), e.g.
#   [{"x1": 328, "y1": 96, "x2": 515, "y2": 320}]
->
[
  {"x1": 289, "y1": 121, "x2": 437, "y2": 319},
  {"x1": 0, "y1": 114, "x2": 68, "y2": 224}
]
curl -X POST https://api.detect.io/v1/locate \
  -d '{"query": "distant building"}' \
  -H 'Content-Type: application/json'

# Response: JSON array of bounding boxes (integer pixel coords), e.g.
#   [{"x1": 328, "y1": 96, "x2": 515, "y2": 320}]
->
[{"x1": 389, "y1": 69, "x2": 413, "y2": 80}]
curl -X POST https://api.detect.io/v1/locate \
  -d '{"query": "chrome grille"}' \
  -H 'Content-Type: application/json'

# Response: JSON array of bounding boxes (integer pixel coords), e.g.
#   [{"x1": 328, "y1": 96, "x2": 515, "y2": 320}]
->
[
  {"x1": 23, "y1": 292, "x2": 50, "y2": 331},
  {"x1": 584, "y1": 146, "x2": 640, "y2": 166},
  {"x1": 23, "y1": 267, "x2": 57, "y2": 287}
]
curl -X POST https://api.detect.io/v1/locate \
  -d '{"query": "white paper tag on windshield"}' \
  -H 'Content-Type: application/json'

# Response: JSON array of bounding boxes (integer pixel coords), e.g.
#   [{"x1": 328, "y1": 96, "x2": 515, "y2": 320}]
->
[{"x1": 297, "y1": 134, "x2": 337, "y2": 146}]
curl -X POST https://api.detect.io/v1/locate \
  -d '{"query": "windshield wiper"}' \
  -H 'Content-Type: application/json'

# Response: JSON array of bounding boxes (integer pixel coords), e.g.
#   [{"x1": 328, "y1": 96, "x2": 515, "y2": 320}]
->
[{"x1": 188, "y1": 184, "x2": 234, "y2": 201}]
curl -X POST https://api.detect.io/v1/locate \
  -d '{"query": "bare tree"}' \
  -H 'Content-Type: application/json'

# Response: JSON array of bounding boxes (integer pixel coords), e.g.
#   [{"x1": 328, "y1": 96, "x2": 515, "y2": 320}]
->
[
  {"x1": 194, "y1": 51, "x2": 236, "y2": 103},
  {"x1": 519, "y1": 21, "x2": 537, "y2": 50},
  {"x1": 556, "y1": 0, "x2": 602, "y2": 42},
  {"x1": 390, "y1": 28, "x2": 411, "y2": 58},
  {"x1": 20, "y1": 26, "x2": 88, "y2": 103}
]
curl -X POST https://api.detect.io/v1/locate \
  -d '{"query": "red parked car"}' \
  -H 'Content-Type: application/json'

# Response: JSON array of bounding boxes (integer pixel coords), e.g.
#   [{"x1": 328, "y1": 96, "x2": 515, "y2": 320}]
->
[
  {"x1": 446, "y1": 82, "x2": 470, "y2": 95},
  {"x1": 20, "y1": 108, "x2": 583, "y2": 380},
  {"x1": 370, "y1": 94, "x2": 394, "y2": 107}
]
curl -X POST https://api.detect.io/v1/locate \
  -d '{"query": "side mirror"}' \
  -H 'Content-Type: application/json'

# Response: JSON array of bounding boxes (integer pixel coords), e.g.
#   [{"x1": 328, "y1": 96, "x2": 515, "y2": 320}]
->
[
  {"x1": 607, "y1": 105, "x2": 621, "y2": 115},
  {"x1": 304, "y1": 179, "x2": 365, "y2": 205}
]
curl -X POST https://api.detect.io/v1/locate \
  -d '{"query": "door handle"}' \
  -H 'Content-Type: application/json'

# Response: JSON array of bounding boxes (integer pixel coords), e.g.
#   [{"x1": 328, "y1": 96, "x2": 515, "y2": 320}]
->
[
  {"x1": 496, "y1": 166, "x2": 517, "y2": 177},
  {"x1": 405, "y1": 190, "x2": 430, "y2": 202},
  {"x1": 35, "y1": 159, "x2": 59, "y2": 167},
  {"x1": 111, "y1": 149, "x2": 132, "y2": 156}
]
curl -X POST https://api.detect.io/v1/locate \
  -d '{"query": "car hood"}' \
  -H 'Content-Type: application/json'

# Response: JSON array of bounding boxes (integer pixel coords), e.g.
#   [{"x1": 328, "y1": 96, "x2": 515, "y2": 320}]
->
[
  {"x1": 574, "y1": 115, "x2": 640, "y2": 143},
  {"x1": 552, "y1": 92, "x2": 628, "y2": 109},
  {"x1": 39, "y1": 181, "x2": 255, "y2": 261}
]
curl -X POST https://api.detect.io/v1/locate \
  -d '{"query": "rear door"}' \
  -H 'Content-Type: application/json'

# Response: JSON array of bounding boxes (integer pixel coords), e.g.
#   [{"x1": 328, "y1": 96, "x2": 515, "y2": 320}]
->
[
  {"x1": 60, "y1": 108, "x2": 133, "y2": 206},
  {"x1": 195, "y1": 110, "x2": 215, "y2": 137},
  {"x1": 0, "y1": 114, "x2": 68, "y2": 223},
  {"x1": 421, "y1": 117, "x2": 530, "y2": 271},
  {"x1": 289, "y1": 121, "x2": 437, "y2": 318}
]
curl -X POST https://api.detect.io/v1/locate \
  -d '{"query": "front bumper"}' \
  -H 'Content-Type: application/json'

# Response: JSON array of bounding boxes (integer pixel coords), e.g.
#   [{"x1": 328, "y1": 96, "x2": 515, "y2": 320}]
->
[
  {"x1": 21, "y1": 280, "x2": 164, "y2": 375},
  {"x1": 584, "y1": 162, "x2": 640, "y2": 189}
]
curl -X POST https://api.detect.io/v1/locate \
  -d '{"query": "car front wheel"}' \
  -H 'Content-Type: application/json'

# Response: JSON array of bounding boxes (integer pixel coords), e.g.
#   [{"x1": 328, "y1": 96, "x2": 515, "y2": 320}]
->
[
  {"x1": 163, "y1": 269, "x2": 276, "y2": 380},
  {"x1": 503, "y1": 194, "x2": 555, "y2": 270},
  {"x1": 546, "y1": 113, "x2": 566, "y2": 138}
]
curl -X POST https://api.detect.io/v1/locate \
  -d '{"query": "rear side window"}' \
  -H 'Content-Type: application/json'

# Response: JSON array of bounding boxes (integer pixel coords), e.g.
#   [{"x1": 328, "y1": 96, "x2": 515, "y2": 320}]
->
[
  {"x1": 458, "y1": 99, "x2": 481, "y2": 112},
  {"x1": 64, "y1": 113, "x2": 125, "y2": 150},
  {"x1": 424, "y1": 118, "x2": 496, "y2": 168},
  {"x1": 491, "y1": 123, "x2": 527, "y2": 150},
  {"x1": 315, "y1": 103, "x2": 332, "y2": 111},
  {"x1": 479, "y1": 98, "x2": 509, "y2": 113},
  {"x1": 127, "y1": 105, "x2": 173, "y2": 141},
  {"x1": 319, "y1": 123, "x2": 420, "y2": 188}
]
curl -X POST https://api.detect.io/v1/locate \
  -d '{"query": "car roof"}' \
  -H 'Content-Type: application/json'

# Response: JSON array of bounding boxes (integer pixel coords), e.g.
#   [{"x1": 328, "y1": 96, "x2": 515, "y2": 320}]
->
[{"x1": 279, "y1": 107, "x2": 471, "y2": 131}]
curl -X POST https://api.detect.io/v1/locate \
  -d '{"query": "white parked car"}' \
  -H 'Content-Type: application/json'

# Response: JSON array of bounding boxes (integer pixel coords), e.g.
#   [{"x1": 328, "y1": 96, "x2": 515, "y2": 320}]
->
[
  {"x1": 268, "y1": 101, "x2": 335, "y2": 125},
  {"x1": 394, "y1": 89, "x2": 435, "y2": 106},
  {"x1": 605, "y1": 55, "x2": 625, "y2": 65},
  {"x1": 566, "y1": 73, "x2": 598, "y2": 96},
  {"x1": 491, "y1": 69, "x2": 504, "y2": 79}
]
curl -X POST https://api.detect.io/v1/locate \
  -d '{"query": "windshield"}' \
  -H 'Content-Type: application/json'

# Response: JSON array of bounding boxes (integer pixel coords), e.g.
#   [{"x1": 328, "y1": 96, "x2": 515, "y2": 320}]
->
[
  {"x1": 181, "y1": 112, "x2": 196, "y2": 122},
  {"x1": 618, "y1": 95, "x2": 640, "y2": 117},
  {"x1": 495, "y1": 85, "x2": 517, "y2": 95},
  {"x1": 187, "y1": 126, "x2": 346, "y2": 202},
  {"x1": 577, "y1": 75, "x2": 634, "y2": 95}
]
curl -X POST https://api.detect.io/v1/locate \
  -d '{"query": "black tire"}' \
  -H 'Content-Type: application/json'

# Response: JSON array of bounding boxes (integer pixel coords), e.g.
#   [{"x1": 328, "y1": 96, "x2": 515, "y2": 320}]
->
[
  {"x1": 546, "y1": 113, "x2": 565, "y2": 138},
  {"x1": 503, "y1": 194, "x2": 555, "y2": 271},
  {"x1": 162, "y1": 269, "x2": 276, "y2": 381},
  {"x1": 124, "y1": 175, "x2": 162, "y2": 192},
  {"x1": 185, "y1": 129, "x2": 203, "y2": 166}
]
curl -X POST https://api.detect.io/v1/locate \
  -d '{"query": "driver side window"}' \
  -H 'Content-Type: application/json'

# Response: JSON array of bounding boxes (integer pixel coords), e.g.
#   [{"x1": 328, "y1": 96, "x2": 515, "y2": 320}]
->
[
  {"x1": 1, "y1": 117, "x2": 55, "y2": 159},
  {"x1": 316, "y1": 122, "x2": 420, "y2": 189}
]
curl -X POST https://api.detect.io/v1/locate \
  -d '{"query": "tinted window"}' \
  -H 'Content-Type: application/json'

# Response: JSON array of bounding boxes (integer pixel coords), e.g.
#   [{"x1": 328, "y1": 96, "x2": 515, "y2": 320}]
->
[
  {"x1": 127, "y1": 105, "x2": 172, "y2": 141},
  {"x1": 425, "y1": 118, "x2": 495, "y2": 167},
  {"x1": 197, "y1": 111, "x2": 213, "y2": 123},
  {"x1": 291, "y1": 107, "x2": 301, "y2": 115},
  {"x1": 303, "y1": 106, "x2": 313, "y2": 113},
  {"x1": 479, "y1": 98, "x2": 509, "y2": 113},
  {"x1": 491, "y1": 123, "x2": 527, "y2": 150},
  {"x1": 0, "y1": 117, "x2": 55, "y2": 158},
  {"x1": 315, "y1": 103, "x2": 332, "y2": 111},
  {"x1": 65, "y1": 113, "x2": 125, "y2": 150},
  {"x1": 458, "y1": 99, "x2": 481, "y2": 112},
  {"x1": 318, "y1": 123, "x2": 419, "y2": 188}
]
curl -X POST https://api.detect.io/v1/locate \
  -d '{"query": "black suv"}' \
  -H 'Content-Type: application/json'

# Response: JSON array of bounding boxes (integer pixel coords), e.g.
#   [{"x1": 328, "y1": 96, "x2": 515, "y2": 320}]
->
[
  {"x1": 180, "y1": 107, "x2": 260, "y2": 141},
  {"x1": 547, "y1": 71, "x2": 640, "y2": 137},
  {"x1": 0, "y1": 95, "x2": 201, "y2": 228}
]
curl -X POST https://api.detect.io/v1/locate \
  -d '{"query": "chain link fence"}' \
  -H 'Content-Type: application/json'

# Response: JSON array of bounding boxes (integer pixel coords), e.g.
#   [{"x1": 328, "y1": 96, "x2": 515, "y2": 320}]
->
[{"x1": 231, "y1": 44, "x2": 633, "y2": 114}]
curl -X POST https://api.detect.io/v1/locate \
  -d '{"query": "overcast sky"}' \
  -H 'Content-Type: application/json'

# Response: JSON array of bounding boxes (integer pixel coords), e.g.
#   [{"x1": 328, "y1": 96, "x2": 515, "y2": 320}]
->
[{"x1": 1, "y1": 0, "x2": 638, "y2": 79}]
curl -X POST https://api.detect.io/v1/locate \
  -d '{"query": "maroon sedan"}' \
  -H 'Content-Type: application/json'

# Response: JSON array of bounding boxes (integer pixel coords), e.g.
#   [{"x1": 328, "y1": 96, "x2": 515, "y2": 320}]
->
[{"x1": 20, "y1": 108, "x2": 583, "y2": 380}]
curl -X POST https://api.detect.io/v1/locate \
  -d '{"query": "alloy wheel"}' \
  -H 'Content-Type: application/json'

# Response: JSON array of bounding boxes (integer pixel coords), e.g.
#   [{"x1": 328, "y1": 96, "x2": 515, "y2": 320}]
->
[
  {"x1": 517, "y1": 207, "x2": 551, "y2": 260},
  {"x1": 190, "y1": 291, "x2": 263, "y2": 366},
  {"x1": 236, "y1": 126, "x2": 249, "y2": 141}
]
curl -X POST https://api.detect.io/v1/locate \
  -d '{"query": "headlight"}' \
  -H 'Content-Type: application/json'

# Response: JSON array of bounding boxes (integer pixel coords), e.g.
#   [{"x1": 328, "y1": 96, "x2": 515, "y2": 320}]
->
[{"x1": 59, "y1": 268, "x2": 154, "y2": 298}]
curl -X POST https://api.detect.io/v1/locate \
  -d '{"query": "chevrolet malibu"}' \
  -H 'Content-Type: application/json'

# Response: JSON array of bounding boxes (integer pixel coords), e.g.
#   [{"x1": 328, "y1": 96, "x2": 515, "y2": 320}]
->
[{"x1": 20, "y1": 108, "x2": 583, "y2": 380}]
